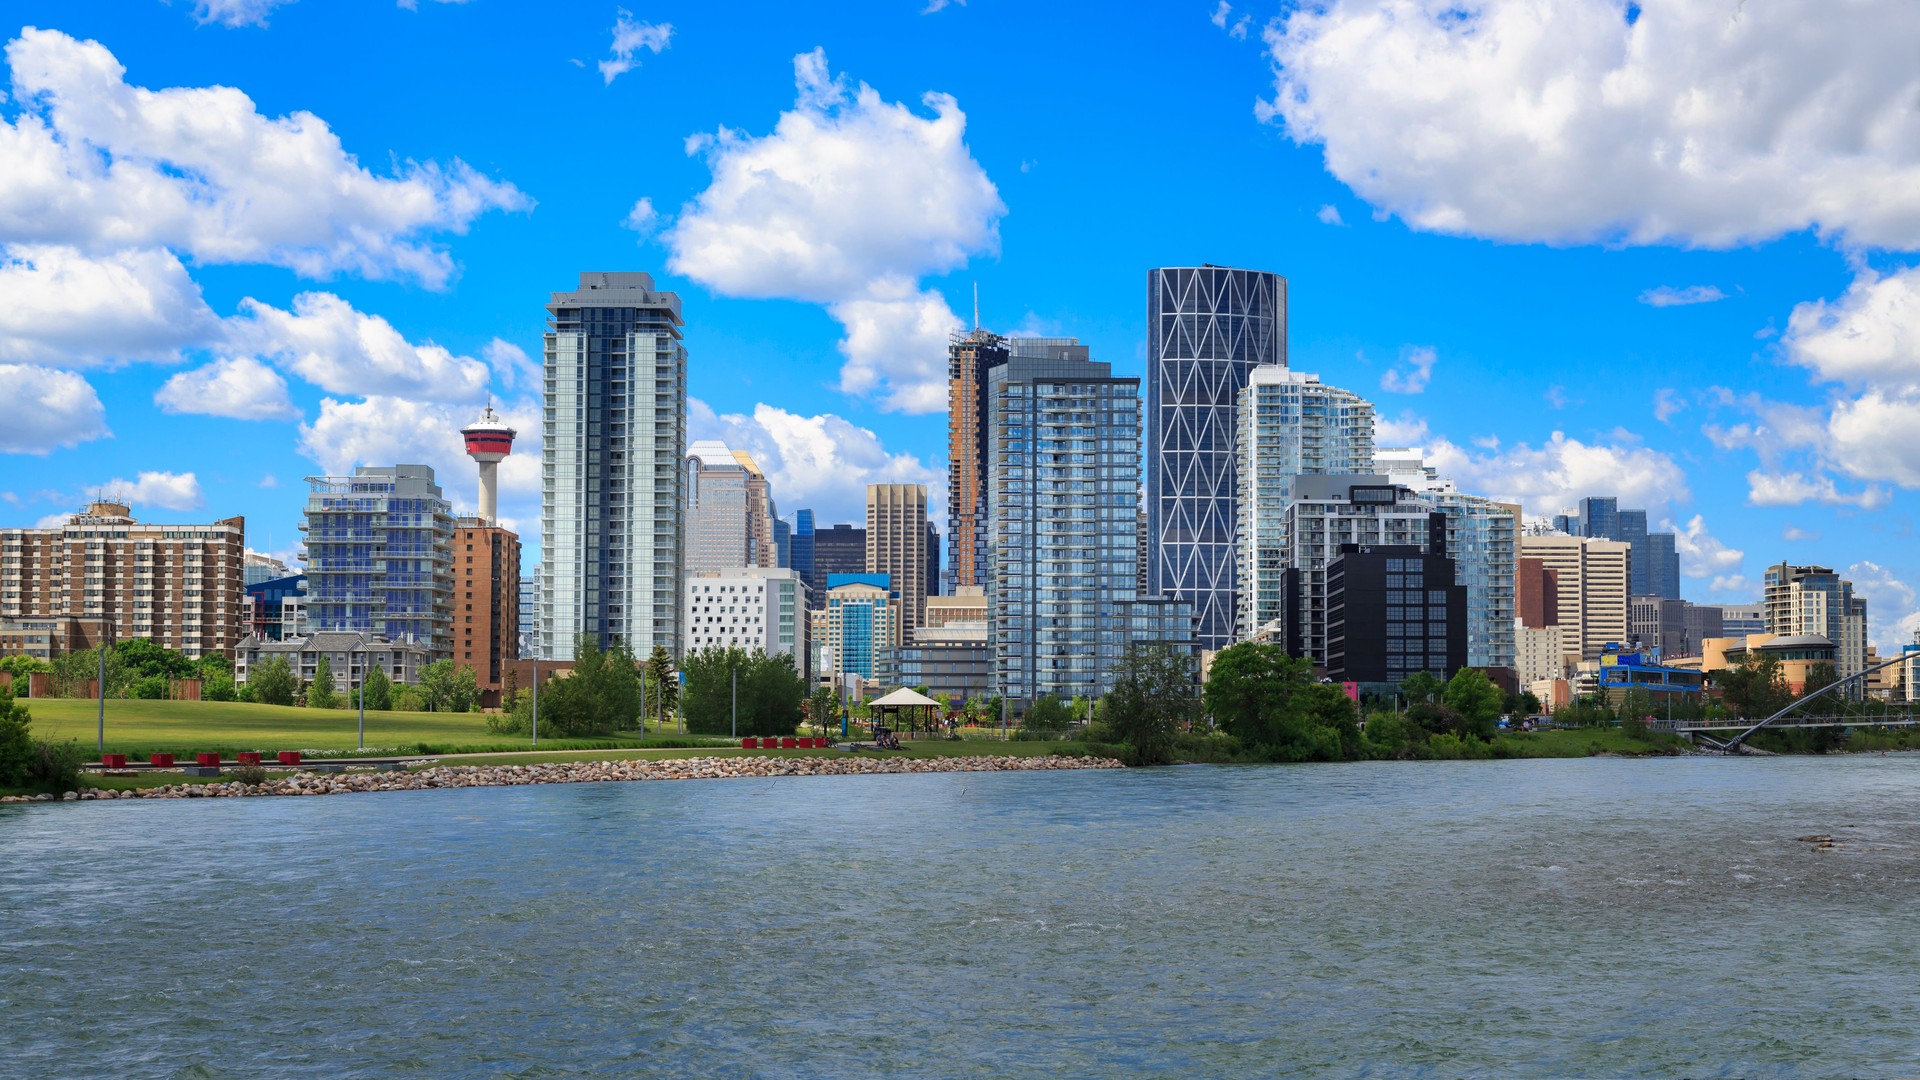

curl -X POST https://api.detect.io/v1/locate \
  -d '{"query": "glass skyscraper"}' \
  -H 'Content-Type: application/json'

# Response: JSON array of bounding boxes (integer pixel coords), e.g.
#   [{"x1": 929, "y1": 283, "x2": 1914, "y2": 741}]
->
[
  {"x1": 986, "y1": 344, "x2": 1194, "y2": 707},
  {"x1": 538, "y1": 272, "x2": 686, "y2": 661},
  {"x1": 301, "y1": 464, "x2": 454, "y2": 656},
  {"x1": 1554, "y1": 496, "x2": 1681, "y2": 599},
  {"x1": 1146, "y1": 265, "x2": 1287, "y2": 650}
]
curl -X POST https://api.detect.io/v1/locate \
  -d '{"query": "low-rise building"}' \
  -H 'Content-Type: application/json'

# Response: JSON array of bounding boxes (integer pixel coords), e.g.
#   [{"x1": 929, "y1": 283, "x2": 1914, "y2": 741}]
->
[
  {"x1": 234, "y1": 632, "x2": 435, "y2": 692},
  {"x1": 876, "y1": 619, "x2": 991, "y2": 702},
  {"x1": 0, "y1": 614, "x2": 105, "y2": 661}
]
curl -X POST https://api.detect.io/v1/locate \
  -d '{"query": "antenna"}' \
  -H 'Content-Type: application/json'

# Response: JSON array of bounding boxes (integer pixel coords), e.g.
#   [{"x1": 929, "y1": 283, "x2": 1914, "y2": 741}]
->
[{"x1": 972, "y1": 281, "x2": 979, "y2": 332}]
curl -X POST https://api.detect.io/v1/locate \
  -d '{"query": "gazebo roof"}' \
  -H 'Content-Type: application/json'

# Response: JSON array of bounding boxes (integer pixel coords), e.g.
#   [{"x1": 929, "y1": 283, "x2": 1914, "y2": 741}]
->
[{"x1": 869, "y1": 687, "x2": 942, "y2": 709}]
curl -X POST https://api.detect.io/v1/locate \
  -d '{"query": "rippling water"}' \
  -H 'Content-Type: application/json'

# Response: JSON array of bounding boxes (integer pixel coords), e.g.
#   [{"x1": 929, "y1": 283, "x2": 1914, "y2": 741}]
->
[{"x1": 5, "y1": 757, "x2": 1920, "y2": 1077}]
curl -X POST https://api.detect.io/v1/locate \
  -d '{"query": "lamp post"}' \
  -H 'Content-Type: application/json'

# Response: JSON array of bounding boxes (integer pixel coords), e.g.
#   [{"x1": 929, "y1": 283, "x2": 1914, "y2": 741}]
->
[
  {"x1": 731, "y1": 663, "x2": 738, "y2": 740},
  {"x1": 641, "y1": 668, "x2": 648, "y2": 735},
  {"x1": 357, "y1": 664, "x2": 365, "y2": 750},
  {"x1": 530, "y1": 659, "x2": 539, "y2": 747}
]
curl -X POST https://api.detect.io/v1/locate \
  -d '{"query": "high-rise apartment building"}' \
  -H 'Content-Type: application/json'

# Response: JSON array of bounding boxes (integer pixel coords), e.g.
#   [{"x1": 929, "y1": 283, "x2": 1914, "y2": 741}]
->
[
  {"x1": 243, "y1": 551, "x2": 291, "y2": 587},
  {"x1": 1146, "y1": 265, "x2": 1287, "y2": 650},
  {"x1": 303, "y1": 466, "x2": 454, "y2": 657},
  {"x1": 1235, "y1": 368, "x2": 1375, "y2": 642},
  {"x1": 947, "y1": 328, "x2": 1012, "y2": 591},
  {"x1": 1517, "y1": 534, "x2": 1631, "y2": 664},
  {"x1": 1325, "y1": 543, "x2": 1468, "y2": 686},
  {"x1": 986, "y1": 346, "x2": 1194, "y2": 707},
  {"x1": 1276, "y1": 476, "x2": 1445, "y2": 665},
  {"x1": 1554, "y1": 496, "x2": 1680, "y2": 599},
  {"x1": 866, "y1": 484, "x2": 929, "y2": 639},
  {"x1": 1516, "y1": 557, "x2": 1560, "y2": 628},
  {"x1": 1764, "y1": 563, "x2": 1868, "y2": 678},
  {"x1": 1374, "y1": 448, "x2": 1518, "y2": 674},
  {"x1": 805, "y1": 524, "x2": 866, "y2": 609},
  {"x1": 518, "y1": 564, "x2": 538, "y2": 659},
  {"x1": 0, "y1": 501, "x2": 246, "y2": 659},
  {"x1": 452, "y1": 520, "x2": 520, "y2": 707},
  {"x1": 925, "y1": 524, "x2": 941, "y2": 596},
  {"x1": 539, "y1": 272, "x2": 686, "y2": 661}
]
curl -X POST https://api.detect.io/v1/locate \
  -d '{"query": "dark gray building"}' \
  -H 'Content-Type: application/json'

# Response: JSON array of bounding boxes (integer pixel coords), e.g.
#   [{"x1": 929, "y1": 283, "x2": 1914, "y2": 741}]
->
[
  {"x1": 806, "y1": 524, "x2": 866, "y2": 609},
  {"x1": 1325, "y1": 543, "x2": 1467, "y2": 688}
]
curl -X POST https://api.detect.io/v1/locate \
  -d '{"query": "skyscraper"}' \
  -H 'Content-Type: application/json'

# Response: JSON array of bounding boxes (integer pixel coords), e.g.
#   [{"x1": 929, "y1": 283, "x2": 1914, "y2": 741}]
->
[
  {"x1": 303, "y1": 465, "x2": 454, "y2": 656},
  {"x1": 1555, "y1": 496, "x2": 1680, "y2": 599},
  {"x1": 1764, "y1": 563, "x2": 1869, "y2": 679},
  {"x1": 866, "y1": 484, "x2": 929, "y2": 639},
  {"x1": 684, "y1": 440, "x2": 777, "y2": 573},
  {"x1": 946, "y1": 328, "x2": 1011, "y2": 592},
  {"x1": 539, "y1": 271, "x2": 686, "y2": 661},
  {"x1": 792, "y1": 510, "x2": 815, "y2": 581},
  {"x1": 1146, "y1": 265, "x2": 1287, "y2": 650},
  {"x1": 806, "y1": 524, "x2": 866, "y2": 609},
  {"x1": 986, "y1": 344, "x2": 1194, "y2": 707},
  {"x1": 1518, "y1": 534, "x2": 1632, "y2": 664}
]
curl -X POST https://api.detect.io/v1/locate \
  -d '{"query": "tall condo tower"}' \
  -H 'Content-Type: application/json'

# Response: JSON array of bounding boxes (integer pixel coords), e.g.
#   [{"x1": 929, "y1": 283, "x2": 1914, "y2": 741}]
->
[
  {"x1": 946, "y1": 328, "x2": 1011, "y2": 590},
  {"x1": 866, "y1": 483, "x2": 929, "y2": 639},
  {"x1": 1146, "y1": 265, "x2": 1286, "y2": 651},
  {"x1": 461, "y1": 404, "x2": 516, "y2": 525},
  {"x1": 539, "y1": 272, "x2": 687, "y2": 661}
]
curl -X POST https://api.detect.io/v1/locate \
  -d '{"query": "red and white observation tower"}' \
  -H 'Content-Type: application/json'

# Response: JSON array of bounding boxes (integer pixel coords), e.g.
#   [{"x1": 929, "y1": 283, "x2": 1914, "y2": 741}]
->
[{"x1": 461, "y1": 404, "x2": 516, "y2": 524}]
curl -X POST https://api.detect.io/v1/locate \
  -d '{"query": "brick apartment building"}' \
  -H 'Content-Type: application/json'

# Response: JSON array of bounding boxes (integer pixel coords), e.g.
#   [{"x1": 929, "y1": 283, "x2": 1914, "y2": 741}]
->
[{"x1": 454, "y1": 519, "x2": 521, "y2": 708}]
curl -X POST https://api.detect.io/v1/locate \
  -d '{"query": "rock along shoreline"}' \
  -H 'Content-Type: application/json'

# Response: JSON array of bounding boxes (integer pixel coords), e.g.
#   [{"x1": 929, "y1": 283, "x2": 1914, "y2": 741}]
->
[{"x1": 4, "y1": 753, "x2": 1126, "y2": 803}]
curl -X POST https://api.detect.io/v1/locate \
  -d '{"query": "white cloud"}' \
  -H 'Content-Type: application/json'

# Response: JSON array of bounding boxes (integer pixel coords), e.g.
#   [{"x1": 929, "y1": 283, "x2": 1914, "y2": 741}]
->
[
  {"x1": 1372, "y1": 411, "x2": 1430, "y2": 446},
  {"x1": 229, "y1": 292, "x2": 490, "y2": 401},
  {"x1": 1782, "y1": 525, "x2": 1820, "y2": 542},
  {"x1": 665, "y1": 48, "x2": 1003, "y2": 413},
  {"x1": 1846, "y1": 560, "x2": 1920, "y2": 651},
  {"x1": 0, "y1": 363, "x2": 110, "y2": 453},
  {"x1": 299, "y1": 395, "x2": 542, "y2": 525},
  {"x1": 192, "y1": 0, "x2": 293, "y2": 27},
  {"x1": 1544, "y1": 385, "x2": 1571, "y2": 409},
  {"x1": 0, "y1": 245, "x2": 221, "y2": 365},
  {"x1": 258, "y1": 474, "x2": 279, "y2": 488},
  {"x1": 599, "y1": 10, "x2": 672, "y2": 84},
  {"x1": 1259, "y1": 0, "x2": 1920, "y2": 248},
  {"x1": 398, "y1": 0, "x2": 474, "y2": 9},
  {"x1": 1709, "y1": 574, "x2": 1753, "y2": 598},
  {"x1": 691, "y1": 398, "x2": 943, "y2": 526},
  {"x1": 0, "y1": 28, "x2": 529, "y2": 287},
  {"x1": 1640, "y1": 285, "x2": 1727, "y2": 308},
  {"x1": 1316, "y1": 204, "x2": 1344, "y2": 226},
  {"x1": 1380, "y1": 345, "x2": 1436, "y2": 394},
  {"x1": 1211, "y1": 2, "x2": 1251, "y2": 38},
  {"x1": 1784, "y1": 267, "x2": 1920, "y2": 388},
  {"x1": 1652, "y1": 387, "x2": 1683, "y2": 423},
  {"x1": 1425, "y1": 429, "x2": 1689, "y2": 520},
  {"x1": 622, "y1": 196, "x2": 659, "y2": 238},
  {"x1": 483, "y1": 338, "x2": 540, "y2": 394},
  {"x1": 154, "y1": 355, "x2": 298, "y2": 420},
  {"x1": 924, "y1": 0, "x2": 966, "y2": 12},
  {"x1": 95, "y1": 470, "x2": 203, "y2": 511},
  {"x1": 1744, "y1": 470, "x2": 1890, "y2": 510},
  {"x1": 1666, "y1": 514, "x2": 1742, "y2": 580}
]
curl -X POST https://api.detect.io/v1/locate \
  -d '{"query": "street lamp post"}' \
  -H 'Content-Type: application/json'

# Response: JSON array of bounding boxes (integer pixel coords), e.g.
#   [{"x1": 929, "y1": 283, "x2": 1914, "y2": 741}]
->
[
  {"x1": 357, "y1": 666, "x2": 366, "y2": 750},
  {"x1": 531, "y1": 659, "x2": 539, "y2": 748},
  {"x1": 730, "y1": 664, "x2": 738, "y2": 740},
  {"x1": 96, "y1": 632, "x2": 107, "y2": 755}
]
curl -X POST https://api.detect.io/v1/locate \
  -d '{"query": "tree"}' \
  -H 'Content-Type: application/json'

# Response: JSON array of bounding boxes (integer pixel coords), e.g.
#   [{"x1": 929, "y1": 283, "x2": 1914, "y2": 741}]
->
[
  {"x1": 196, "y1": 653, "x2": 233, "y2": 679},
  {"x1": 360, "y1": 667, "x2": 393, "y2": 711},
  {"x1": 1801, "y1": 662, "x2": 1839, "y2": 700},
  {"x1": 1025, "y1": 695, "x2": 1072, "y2": 731},
  {"x1": 808, "y1": 685, "x2": 842, "y2": 738},
  {"x1": 450, "y1": 664, "x2": 480, "y2": 714},
  {"x1": 131, "y1": 674, "x2": 169, "y2": 700},
  {"x1": 1399, "y1": 670, "x2": 1445, "y2": 707},
  {"x1": 598, "y1": 640, "x2": 642, "y2": 730},
  {"x1": 1203, "y1": 642, "x2": 1361, "y2": 761},
  {"x1": 681, "y1": 647, "x2": 805, "y2": 736},
  {"x1": 115, "y1": 638, "x2": 195, "y2": 680},
  {"x1": 1715, "y1": 651, "x2": 1791, "y2": 719},
  {"x1": 0, "y1": 654, "x2": 52, "y2": 691},
  {"x1": 501, "y1": 666, "x2": 520, "y2": 713},
  {"x1": 417, "y1": 660, "x2": 456, "y2": 712},
  {"x1": 248, "y1": 656, "x2": 297, "y2": 707},
  {"x1": 203, "y1": 672, "x2": 236, "y2": 702},
  {"x1": 308, "y1": 656, "x2": 340, "y2": 709},
  {"x1": 1099, "y1": 643, "x2": 1198, "y2": 765},
  {"x1": 1442, "y1": 668, "x2": 1502, "y2": 739},
  {"x1": 645, "y1": 645, "x2": 679, "y2": 725},
  {"x1": 0, "y1": 686, "x2": 32, "y2": 786},
  {"x1": 54, "y1": 646, "x2": 132, "y2": 699}
]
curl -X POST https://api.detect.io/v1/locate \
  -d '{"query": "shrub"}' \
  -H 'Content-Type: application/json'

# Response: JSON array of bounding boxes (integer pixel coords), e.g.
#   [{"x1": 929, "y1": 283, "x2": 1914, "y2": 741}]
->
[
  {"x1": 27, "y1": 739, "x2": 86, "y2": 791},
  {"x1": 232, "y1": 764, "x2": 269, "y2": 787},
  {"x1": 131, "y1": 674, "x2": 169, "y2": 700},
  {"x1": 0, "y1": 688, "x2": 32, "y2": 786}
]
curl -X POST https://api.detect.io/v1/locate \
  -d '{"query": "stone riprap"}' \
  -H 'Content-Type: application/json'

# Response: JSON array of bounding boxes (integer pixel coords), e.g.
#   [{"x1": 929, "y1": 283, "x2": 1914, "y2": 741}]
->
[{"x1": 3, "y1": 754, "x2": 1124, "y2": 802}]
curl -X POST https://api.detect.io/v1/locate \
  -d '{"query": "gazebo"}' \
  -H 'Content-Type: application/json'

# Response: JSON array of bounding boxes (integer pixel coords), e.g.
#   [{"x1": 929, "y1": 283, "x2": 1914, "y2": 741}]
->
[{"x1": 868, "y1": 687, "x2": 943, "y2": 740}]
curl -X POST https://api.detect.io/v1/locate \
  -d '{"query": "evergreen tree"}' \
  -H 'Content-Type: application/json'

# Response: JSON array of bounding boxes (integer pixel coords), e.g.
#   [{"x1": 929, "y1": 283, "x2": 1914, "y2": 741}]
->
[{"x1": 308, "y1": 656, "x2": 340, "y2": 709}]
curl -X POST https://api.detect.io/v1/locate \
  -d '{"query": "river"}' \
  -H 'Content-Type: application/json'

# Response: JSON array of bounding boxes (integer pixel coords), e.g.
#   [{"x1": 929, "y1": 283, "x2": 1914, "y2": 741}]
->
[{"x1": 4, "y1": 756, "x2": 1918, "y2": 1077}]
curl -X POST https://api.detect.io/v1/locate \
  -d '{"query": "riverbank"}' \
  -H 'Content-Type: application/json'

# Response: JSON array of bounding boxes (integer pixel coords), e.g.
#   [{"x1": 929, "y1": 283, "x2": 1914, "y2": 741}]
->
[{"x1": 0, "y1": 753, "x2": 1123, "y2": 802}]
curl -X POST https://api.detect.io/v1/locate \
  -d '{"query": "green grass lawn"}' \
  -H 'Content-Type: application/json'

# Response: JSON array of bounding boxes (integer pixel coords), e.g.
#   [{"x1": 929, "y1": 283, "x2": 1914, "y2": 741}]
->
[{"x1": 1490, "y1": 727, "x2": 1689, "y2": 757}]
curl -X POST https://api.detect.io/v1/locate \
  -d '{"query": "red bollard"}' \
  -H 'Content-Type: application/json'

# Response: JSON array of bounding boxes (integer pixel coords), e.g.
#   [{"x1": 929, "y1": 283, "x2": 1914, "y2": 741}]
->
[
  {"x1": 150, "y1": 753, "x2": 175, "y2": 768},
  {"x1": 741, "y1": 738, "x2": 757, "y2": 749},
  {"x1": 781, "y1": 737, "x2": 797, "y2": 749},
  {"x1": 102, "y1": 754, "x2": 126, "y2": 768},
  {"x1": 196, "y1": 753, "x2": 221, "y2": 767},
  {"x1": 277, "y1": 751, "x2": 301, "y2": 766},
  {"x1": 238, "y1": 752, "x2": 261, "y2": 766}
]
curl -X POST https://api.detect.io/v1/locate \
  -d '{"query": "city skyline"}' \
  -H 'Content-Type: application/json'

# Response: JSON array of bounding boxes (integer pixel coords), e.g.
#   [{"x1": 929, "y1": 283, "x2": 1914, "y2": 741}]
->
[{"x1": 3, "y1": 4, "x2": 1920, "y2": 650}]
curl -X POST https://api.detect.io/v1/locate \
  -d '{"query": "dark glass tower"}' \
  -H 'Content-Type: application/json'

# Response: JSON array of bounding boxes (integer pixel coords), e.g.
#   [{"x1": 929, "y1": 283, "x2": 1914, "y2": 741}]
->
[{"x1": 1145, "y1": 265, "x2": 1287, "y2": 650}]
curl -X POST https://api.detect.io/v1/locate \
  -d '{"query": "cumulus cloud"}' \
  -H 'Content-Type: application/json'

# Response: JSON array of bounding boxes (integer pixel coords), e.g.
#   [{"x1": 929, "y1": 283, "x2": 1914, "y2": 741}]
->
[
  {"x1": 622, "y1": 196, "x2": 659, "y2": 238},
  {"x1": 1640, "y1": 285, "x2": 1726, "y2": 308},
  {"x1": 1380, "y1": 345, "x2": 1436, "y2": 394},
  {"x1": 154, "y1": 355, "x2": 298, "y2": 420},
  {"x1": 1744, "y1": 470, "x2": 1889, "y2": 510},
  {"x1": 1372, "y1": 412, "x2": 1430, "y2": 446},
  {"x1": 1709, "y1": 574, "x2": 1753, "y2": 598},
  {"x1": 1424, "y1": 429, "x2": 1689, "y2": 520},
  {"x1": 0, "y1": 364, "x2": 110, "y2": 453},
  {"x1": 1211, "y1": 1, "x2": 1251, "y2": 38},
  {"x1": 483, "y1": 338, "x2": 540, "y2": 394},
  {"x1": 1316, "y1": 204, "x2": 1344, "y2": 226},
  {"x1": 1784, "y1": 267, "x2": 1920, "y2": 388},
  {"x1": 599, "y1": 10, "x2": 672, "y2": 84},
  {"x1": 1652, "y1": 387, "x2": 1684, "y2": 423},
  {"x1": 1782, "y1": 525, "x2": 1820, "y2": 542},
  {"x1": 93, "y1": 470, "x2": 203, "y2": 511},
  {"x1": 691, "y1": 398, "x2": 943, "y2": 526},
  {"x1": 924, "y1": 0, "x2": 966, "y2": 12},
  {"x1": 192, "y1": 0, "x2": 294, "y2": 26},
  {"x1": 1666, "y1": 514, "x2": 1742, "y2": 580},
  {"x1": 0, "y1": 28, "x2": 529, "y2": 287},
  {"x1": 1846, "y1": 560, "x2": 1920, "y2": 651},
  {"x1": 299, "y1": 395, "x2": 541, "y2": 526},
  {"x1": 0, "y1": 244, "x2": 221, "y2": 366},
  {"x1": 228, "y1": 292, "x2": 490, "y2": 402},
  {"x1": 1259, "y1": 0, "x2": 1920, "y2": 248},
  {"x1": 665, "y1": 48, "x2": 1003, "y2": 413}
]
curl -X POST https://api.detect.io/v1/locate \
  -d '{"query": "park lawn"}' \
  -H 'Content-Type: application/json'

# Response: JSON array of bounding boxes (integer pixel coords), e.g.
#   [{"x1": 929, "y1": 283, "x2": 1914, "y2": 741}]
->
[
  {"x1": 18, "y1": 697, "x2": 652, "y2": 757},
  {"x1": 1490, "y1": 727, "x2": 1689, "y2": 757},
  {"x1": 429, "y1": 739, "x2": 1088, "y2": 769}
]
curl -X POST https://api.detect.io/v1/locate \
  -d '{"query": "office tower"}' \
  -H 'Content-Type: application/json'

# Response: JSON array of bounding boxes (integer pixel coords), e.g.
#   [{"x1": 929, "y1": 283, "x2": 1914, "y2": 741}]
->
[
  {"x1": 685, "y1": 440, "x2": 778, "y2": 573},
  {"x1": 1764, "y1": 563, "x2": 1869, "y2": 678},
  {"x1": 947, "y1": 329, "x2": 1012, "y2": 591},
  {"x1": 1639, "y1": 531, "x2": 1680, "y2": 599},
  {"x1": 1517, "y1": 534, "x2": 1631, "y2": 664},
  {"x1": 243, "y1": 551, "x2": 291, "y2": 587},
  {"x1": 1277, "y1": 476, "x2": 1445, "y2": 664},
  {"x1": 774, "y1": 518, "x2": 791, "y2": 569},
  {"x1": 1516, "y1": 557, "x2": 1560, "y2": 628},
  {"x1": 0, "y1": 500, "x2": 246, "y2": 659},
  {"x1": 1235, "y1": 368, "x2": 1375, "y2": 642},
  {"x1": 792, "y1": 510, "x2": 816, "y2": 581},
  {"x1": 986, "y1": 345, "x2": 1194, "y2": 706},
  {"x1": 1680, "y1": 600, "x2": 1725, "y2": 656},
  {"x1": 806, "y1": 524, "x2": 866, "y2": 609},
  {"x1": 1326, "y1": 544, "x2": 1467, "y2": 686},
  {"x1": 823, "y1": 573, "x2": 896, "y2": 688},
  {"x1": 1146, "y1": 265, "x2": 1287, "y2": 650},
  {"x1": 925, "y1": 524, "x2": 941, "y2": 596},
  {"x1": 1556, "y1": 496, "x2": 1680, "y2": 599},
  {"x1": 540, "y1": 271, "x2": 686, "y2": 661},
  {"x1": 1714, "y1": 603, "x2": 1765, "y2": 637},
  {"x1": 683, "y1": 567, "x2": 809, "y2": 671},
  {"x1": 866, "y1": 484, "x2": 929, "y2": 639},
  {"x1": 303, "y1": 465, "x2": 454, "y2": 656},
  {"x1": 245, "y1": 573, "x2": 306, "y2": 641},
  {"x1": 453, "y1": 520, "x2": 521, "y2": 707}
]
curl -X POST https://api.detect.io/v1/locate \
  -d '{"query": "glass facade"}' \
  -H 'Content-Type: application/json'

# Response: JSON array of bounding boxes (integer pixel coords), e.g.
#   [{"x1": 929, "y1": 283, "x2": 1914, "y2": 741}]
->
[
  {"x1": 987, "y1": 349, "x2": 1195, "y2": 707},
  {"x1": 539, "y1": 272, "x2": 686, "y2": 661},
  {"x1": 301, "y1": 465, "x2": 454, "y2": 656},
  {"x1": 1146, "y1": 266, "x2": 1287, "y2": 651},
  {"x1": 1555, "y1": 497, "x2": 1680, "y2": 600}
]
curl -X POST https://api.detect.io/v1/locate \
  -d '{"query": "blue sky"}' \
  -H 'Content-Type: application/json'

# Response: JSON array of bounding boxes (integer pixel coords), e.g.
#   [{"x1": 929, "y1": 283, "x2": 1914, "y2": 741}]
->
[{"x1": 4, "y1": 0, "x2": 1920, "y2": 646}]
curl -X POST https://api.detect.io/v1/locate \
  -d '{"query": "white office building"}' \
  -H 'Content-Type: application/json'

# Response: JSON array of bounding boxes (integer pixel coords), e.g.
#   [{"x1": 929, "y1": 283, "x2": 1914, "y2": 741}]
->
[{"x1": 682, "y1": 567, "x2": 809, "y2": 675}]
